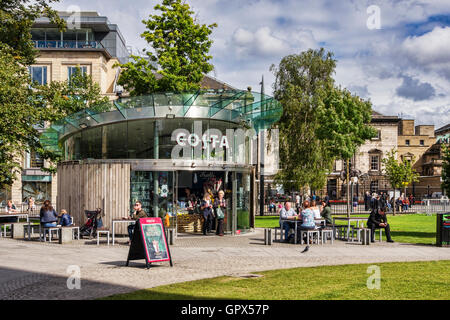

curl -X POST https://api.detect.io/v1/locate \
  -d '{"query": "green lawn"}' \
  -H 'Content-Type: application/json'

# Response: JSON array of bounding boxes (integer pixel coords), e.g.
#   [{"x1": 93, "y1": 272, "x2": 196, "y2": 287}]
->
[
  {"x1": 256, "y1": 214, "x2": 437, "y2": 245},
  {"x1": 102, "y1": 260, "x2": 450, "y2": 300}
]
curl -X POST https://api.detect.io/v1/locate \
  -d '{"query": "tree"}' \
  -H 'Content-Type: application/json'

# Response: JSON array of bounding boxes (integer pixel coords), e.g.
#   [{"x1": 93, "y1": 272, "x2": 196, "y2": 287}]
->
[
  {"x1": 0, "y1": 46, "x2": 50, "y2": 187},
  {"x1": 317, "y1": 86, "x2": 376, "y2": 214},
  {"x1": 0, "y1": 0, "x2": 64, "y2": 65},
  {"x1": 271, "y1": 48, "x2": 376, "y2": 203},
  {"x1": 34, "y1": 67, "x2": 111, "y2": 172},
  {"x1": 381, "y1": 149, "x2": 419, "y2": 215},
  {"x1": 116, "y1": 0, "x2": 217, "y2": 95},
  {"x1": 36, "y1": 67, "x2": 110, "y2": 123},
  {"x1": 442, "y1": 144, "x2": 450, "y2": 197}
]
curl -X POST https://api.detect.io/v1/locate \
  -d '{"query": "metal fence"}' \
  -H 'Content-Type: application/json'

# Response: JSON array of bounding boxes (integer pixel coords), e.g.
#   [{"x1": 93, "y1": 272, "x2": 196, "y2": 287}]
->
[{"x1": 260, "y1": 199, "x2": 450, "y2": 216}]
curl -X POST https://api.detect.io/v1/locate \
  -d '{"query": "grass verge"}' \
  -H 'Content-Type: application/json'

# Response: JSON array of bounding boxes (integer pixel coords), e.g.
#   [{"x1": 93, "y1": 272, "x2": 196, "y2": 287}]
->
[{"x1": 102, "y1": 260, "x2": 450, "y2": 300}]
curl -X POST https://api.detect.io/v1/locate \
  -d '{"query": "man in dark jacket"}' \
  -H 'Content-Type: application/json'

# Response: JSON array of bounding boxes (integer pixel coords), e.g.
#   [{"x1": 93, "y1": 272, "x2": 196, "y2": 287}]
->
[
  {"x1": 123, "y1": 201, "x2": 147, "y2": 244},
  {"x1": 367, "y1": 207, "x2": 394, "y2": 243}
]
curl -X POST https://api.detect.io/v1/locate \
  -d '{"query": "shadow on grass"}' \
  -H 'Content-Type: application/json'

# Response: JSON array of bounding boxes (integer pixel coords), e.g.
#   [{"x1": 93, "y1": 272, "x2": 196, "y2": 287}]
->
[{"x1": 390, "y1": 231, "x2": 436, "y2": 238}]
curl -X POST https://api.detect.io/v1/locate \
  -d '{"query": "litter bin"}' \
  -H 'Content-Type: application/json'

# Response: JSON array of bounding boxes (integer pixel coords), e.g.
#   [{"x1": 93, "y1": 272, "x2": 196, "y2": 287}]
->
[{"x1": 436, "y1": 213, "x2": 450, "y2": 247}]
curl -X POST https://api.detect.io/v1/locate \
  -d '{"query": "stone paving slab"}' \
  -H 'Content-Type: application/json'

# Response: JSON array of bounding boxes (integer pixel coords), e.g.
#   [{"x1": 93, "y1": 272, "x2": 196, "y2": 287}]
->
[{"x1": 0, "y1": 229, "x2": 449, "y2": 300}]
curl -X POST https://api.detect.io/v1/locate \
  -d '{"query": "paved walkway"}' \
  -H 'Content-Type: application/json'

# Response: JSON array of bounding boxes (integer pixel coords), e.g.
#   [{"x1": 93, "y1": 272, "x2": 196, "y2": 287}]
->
[{"x1": 0, "y1": 229, "x2": 449, "y2": 300}]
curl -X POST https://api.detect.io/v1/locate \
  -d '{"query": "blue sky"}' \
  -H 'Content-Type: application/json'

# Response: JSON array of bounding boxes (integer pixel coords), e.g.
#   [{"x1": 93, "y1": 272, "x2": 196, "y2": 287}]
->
[{"x1": 52, "y1": 0, "x2": 450, "y2": 129}]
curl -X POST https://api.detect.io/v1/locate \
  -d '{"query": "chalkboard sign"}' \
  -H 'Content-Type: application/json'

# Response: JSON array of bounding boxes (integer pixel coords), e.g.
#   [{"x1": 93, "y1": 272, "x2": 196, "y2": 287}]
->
[
  {"x1": 437, "y1": 213, "x2": 450, "y2": 247},
  {"x1": 126, "y1": 217, "x2": 173, "y2": 268}
]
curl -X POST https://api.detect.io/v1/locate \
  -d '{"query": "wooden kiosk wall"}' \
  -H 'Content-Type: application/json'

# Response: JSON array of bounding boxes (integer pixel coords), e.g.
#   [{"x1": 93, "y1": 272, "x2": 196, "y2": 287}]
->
[{"x1": 57, "y1": 162, "x2": 131, "y2": 234}]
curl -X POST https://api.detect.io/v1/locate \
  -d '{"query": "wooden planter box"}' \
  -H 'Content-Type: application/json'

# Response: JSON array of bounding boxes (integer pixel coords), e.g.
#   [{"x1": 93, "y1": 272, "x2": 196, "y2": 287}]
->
[{"x1": 177, "y1": 214, "x2": 203, "y2": 233}]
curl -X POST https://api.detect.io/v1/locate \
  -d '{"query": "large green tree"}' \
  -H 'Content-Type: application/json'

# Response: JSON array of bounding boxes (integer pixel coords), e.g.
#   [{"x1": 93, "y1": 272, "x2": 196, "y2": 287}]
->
[
  {"x1": 0, "y1": 0, "x2": 64, "y2": 65},
  {"x1": 271, "y1": 48, "x2": 376, "y2": 195},
  {"x1": 442, "y1": 144, "x2": 450, "y2": 197},
  {"x1": 381, "y1": 149, "x2": 419, "y2": 215},
  {"x1": 0, "y1": 47, "x2": 49, "y2": 187},
  {"x1": 117, "y1": 0, "x2": 217, "y2": 95}
]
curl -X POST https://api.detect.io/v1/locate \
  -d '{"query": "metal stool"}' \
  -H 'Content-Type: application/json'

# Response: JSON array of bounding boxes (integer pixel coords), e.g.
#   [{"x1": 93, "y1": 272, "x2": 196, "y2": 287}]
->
[
  {"x1": 321, "y1": 229, "x2": 334, "y2": 244},
  {"x1": 97, "y1": 229, "x2": 110, "y2": 245},
  {"x1": 333, "y1": 225, "x2": 348, "y2": 240},
  {"x1": 274, "y1": 227, "x2": 285, "y2": 241},
  {"x1": 1, "y1": 224, "x2": 12, "y2": 238},
  {"x1": 300, "y1": 229, "x2": 321, "y2": 245},
  {"x1": 372, "y1": 228, "x2": 383, "y2": 242}
]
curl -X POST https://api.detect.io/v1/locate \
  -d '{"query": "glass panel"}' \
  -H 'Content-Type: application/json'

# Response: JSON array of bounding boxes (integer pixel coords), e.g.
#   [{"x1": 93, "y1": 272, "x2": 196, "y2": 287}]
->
[
  {"x1": 127, "y1": 120, "x2": 154, "y2": 159},
  {"x1": 105, "y1": 122, "x2": 128, "y2": 159},
  {"x1": 22, "y1": 182, "x2": 51, "y2": 204},
  {"x1": 0, "y1": 189, "x2": 11, "y2": 207},
  {"x1": 130, "y1": 171, "x2": 152, "y2": 215},
  {"x1": 150, "y1": 172, "x2": 174, "y2": 218},
  {"x1": 80, "y1": 126, "x2": 102, "y2": 159},
  {"x1": 236, "y1": 172, "x2": 250, "y2": 231}
]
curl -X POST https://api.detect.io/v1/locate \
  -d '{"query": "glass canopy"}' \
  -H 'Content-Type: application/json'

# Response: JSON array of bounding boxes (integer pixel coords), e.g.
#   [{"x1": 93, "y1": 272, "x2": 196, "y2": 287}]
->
[{"x1": 40, "y1": 89, "x2": 283, "y2": 156}]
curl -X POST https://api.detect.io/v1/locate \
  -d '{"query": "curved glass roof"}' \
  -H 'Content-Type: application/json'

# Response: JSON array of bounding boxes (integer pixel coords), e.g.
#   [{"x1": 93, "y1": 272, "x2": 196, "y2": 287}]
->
[{"x1": 40, "y1": 89, "x2": 283, "y2": 156}]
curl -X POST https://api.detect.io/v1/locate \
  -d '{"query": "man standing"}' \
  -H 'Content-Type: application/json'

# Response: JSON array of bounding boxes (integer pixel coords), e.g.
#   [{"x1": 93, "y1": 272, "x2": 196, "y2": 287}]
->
[
  {"x1": 367, "y1": 207, "x2": 394, "y2": 243},
  {"x1": 364, "y1": 191, "x2": 371, "y2": 211},
  {"x1": 279, "y1": 202, "x2": 298, "y2": 242}
]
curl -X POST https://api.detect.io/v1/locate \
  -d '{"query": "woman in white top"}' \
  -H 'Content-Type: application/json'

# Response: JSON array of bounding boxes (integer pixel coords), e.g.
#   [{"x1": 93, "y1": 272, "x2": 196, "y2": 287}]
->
[{"x1": 310, "y1": 200, "x2": 321, "y2": 219}]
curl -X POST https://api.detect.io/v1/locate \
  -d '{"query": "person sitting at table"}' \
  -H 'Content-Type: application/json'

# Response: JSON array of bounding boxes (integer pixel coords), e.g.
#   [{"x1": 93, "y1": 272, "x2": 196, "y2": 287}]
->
[
  {"x1": 310, "y1": 200, "x2": 321, "y2": 219},
  {"x1": 367, "y1": 207, "x2": 394, "y2": 243},
  {"x1": 40, "y1": 200, "x2": 58, "y2": 228},
  {"x1": 58, "y1": 209, "x2": 73, "y2": 227},
  {"x1": 320, "y1": 200, "x2": 333, "y2": 226},
  {"x1": 297, "y1": 200, "x2": 317, "y2": 245},
  {"x1": 279, "y1": 202, "x2": 298, "y2": 243},
  {"x1": 123, "y1": 200, "x2": 147, "y2": 245},
  {"x1": 6, "y1": 200, "x2": 17, "y2": 213}
]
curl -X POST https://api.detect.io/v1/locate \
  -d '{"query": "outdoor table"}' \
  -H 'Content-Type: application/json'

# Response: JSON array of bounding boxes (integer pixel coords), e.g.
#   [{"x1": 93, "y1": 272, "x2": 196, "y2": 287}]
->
[
  {"x1": 26, "y1": 216, "x2": 41, "y2": 240},
  {"x1": 0, "y1": 213, "x2": 30, "y2": 237},
  {"x1": 332, "y1": 217, "x2": 367, "y2": 242},
  {"x1": 0, "y1": 213, "x2": 29, "y2": 223},
  {"x1": 281, "y1": 218, "x2": 326, "y2": 244},
  {"x1": 112, "y1": 219, "x2": 135, "y2": 246}
]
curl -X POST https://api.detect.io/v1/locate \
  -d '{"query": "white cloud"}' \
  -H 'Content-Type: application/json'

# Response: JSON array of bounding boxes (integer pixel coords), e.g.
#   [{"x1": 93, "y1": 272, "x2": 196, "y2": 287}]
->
[
  {"x1": 402, "y1": 27, "x2": 450, "y2": 65},
  {"x1": 49, "y1": 0, "x2": 450, "y2": 128}
]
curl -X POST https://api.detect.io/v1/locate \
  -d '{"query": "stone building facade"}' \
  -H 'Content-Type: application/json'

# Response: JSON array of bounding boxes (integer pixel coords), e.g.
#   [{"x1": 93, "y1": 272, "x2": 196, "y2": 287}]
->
[
  {"x1": 1, "y1": 12, "x2": 128, "y2": 207},
  {"x1": 325, "y1": 111, "x2": 400, "y2": 199}
]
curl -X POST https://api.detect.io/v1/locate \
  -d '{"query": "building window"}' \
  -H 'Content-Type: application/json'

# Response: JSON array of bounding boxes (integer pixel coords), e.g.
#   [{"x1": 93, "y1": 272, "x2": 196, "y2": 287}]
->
[
  {"x1": 371, "y1": 130, "x2": 381, "y2": 140},
  {"x1": 29, "y1": 66, "x2": 48, "y2": 85},
  {"x1": 25, "y1": 150, "x2": 44, "y2": 169},
  {"x1": 370, "y1": 180, "x2": 379, "y2": 193},
  {"x1": 420, "y1": 140, "x2": 424, "y2": 146},
  {"x1": 68, "y1": 66, "x2": 88, "y2": 83},
  {"x1": 405, "y1": 140, "x2": 410, "y2": 146},
  {"x1": 370, "y1": 155, "x2": 379, "y2": 171}
]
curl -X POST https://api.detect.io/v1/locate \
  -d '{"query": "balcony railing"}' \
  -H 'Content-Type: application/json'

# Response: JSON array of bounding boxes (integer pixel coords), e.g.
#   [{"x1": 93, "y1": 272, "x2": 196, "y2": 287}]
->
[{"x1": 33, "y1": 40, "x2": 104, "y2": 50}]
